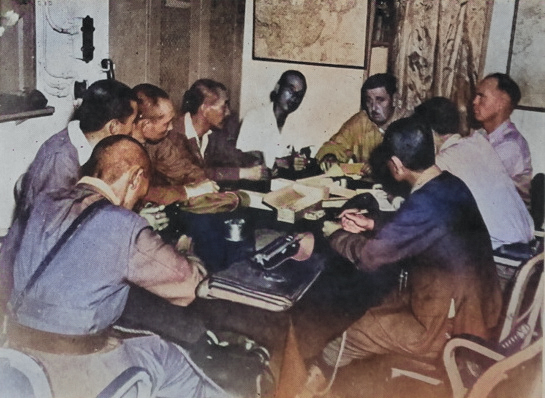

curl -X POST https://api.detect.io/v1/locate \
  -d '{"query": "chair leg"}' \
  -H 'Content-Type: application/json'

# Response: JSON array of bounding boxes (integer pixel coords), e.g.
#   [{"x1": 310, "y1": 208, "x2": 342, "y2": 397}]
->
[
  {"x1": 466, "y1": 337, "x2": 542, "y2": 398},
  {"x1": 443, "y1": 338, "x2": 505, "y2": 398}
]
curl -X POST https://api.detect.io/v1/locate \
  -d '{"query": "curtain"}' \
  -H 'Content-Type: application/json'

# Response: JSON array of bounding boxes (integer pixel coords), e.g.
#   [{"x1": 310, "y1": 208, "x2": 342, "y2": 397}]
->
[{"x1": 391, "y1": 0, "x2": 493, "y2": 131}]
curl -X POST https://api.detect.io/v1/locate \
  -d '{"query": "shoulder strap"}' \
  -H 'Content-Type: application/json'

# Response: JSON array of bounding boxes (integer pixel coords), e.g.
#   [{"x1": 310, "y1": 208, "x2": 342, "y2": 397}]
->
[{"x1": 11, "y1": 198, "x2": 110, "y2": 316}]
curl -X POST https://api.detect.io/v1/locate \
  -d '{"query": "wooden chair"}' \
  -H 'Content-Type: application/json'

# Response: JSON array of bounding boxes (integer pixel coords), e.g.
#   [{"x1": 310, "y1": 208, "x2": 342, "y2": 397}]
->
[
  {"x1": 442, "y1": 252, "x2": 543, "y2": 398},
  {"x1": 465, "y1": 336, "x2": 542, "y2": 398}
]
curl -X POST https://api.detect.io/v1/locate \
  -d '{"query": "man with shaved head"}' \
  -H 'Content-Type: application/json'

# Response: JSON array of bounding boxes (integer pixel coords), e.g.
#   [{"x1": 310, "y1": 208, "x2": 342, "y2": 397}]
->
[
  {"x1": 1, "y1": 79, "x2": 139, "y2": 312},
  {"x1": 6, "y1": 135, "x2": 227, "y2": 398}
]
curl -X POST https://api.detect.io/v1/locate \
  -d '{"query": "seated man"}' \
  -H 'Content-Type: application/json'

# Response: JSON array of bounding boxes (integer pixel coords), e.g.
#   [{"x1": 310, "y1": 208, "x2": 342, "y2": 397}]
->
[
  {"x1": 472, "y1": 73, "x2": 532, "y2": 206},
  {"x1": 299, "y1": 116, "x2": 502, "y2": 397},
  {"x1": 132, "y1": 83, "x2": 220, "y2": 206},
  {"x1": 132, "y1": 82, "x2": 250, "y2": 271},
  {"x1": 415, "y1": 97, "x2": 534, "y2": 250},
  {"x1": 316, "y1": 73, "x2": 407, "y2": 173},
  {"x1": 0, "y1": 79, "x2": 138, "y2": 312},
  {"x1": 6, "y1": 135, "x2": 226, "y2": 398},
  {"x1": 205, "y1": 111, "x2": 268, "y2": 181},
  {"x1": 170, "y1": 79, "x2": 267, "y2": 183},
  {"x1": 236, "y1": 70, "x2": 310, "y2": 174}
]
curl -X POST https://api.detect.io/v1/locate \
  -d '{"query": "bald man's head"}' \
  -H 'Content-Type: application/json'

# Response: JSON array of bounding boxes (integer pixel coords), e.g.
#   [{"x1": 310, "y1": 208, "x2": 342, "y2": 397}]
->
[{"x1": 81, "y1": 135, "x2": 151, "y2": 184}]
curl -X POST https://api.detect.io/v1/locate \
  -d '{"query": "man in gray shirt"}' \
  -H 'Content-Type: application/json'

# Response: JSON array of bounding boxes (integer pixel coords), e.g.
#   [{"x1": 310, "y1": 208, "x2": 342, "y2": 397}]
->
[{"x1": 7, "y1": 135, "x2": 226, "y2": 398}]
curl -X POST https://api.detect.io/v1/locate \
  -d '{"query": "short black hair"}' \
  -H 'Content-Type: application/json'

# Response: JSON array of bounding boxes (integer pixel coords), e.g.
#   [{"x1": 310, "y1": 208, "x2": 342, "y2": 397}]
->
[
  {"x1": 485, "y1": 73, "x2": 521, "y2": 107},
  {"x1": 360, "y1": 73, "x2": 397, "y2": 109},
  {"x1": 270, "y1": 70, "x2": 307, "y2": 102},
  {"x1": 73, "y1": 80, "x2": 137, "y2": 133},
  {"x1": 133, "y1": 83, "x2": 170, "y2": 105},
  {"x1": 414, "y1": 97, "x2": 460, "y2": 136},
  {"x1": 382, "y1": 116, "x2": 435, "y2": 171},
  {"x1": 133, "y1": 83, "x2": 170, "y2": 120},
  {"x1": 181, "y1": 79, "x2": 227, "y2": 115},
  {"x1": 368, "y1": 142, "x2": 410, "y2": 197}
]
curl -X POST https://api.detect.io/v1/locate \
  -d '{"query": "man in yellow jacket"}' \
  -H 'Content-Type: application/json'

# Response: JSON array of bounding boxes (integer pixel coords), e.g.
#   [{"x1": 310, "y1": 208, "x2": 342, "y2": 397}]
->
[{"x1": 316, "y1": 73, "x2": 407, "y2": 174}]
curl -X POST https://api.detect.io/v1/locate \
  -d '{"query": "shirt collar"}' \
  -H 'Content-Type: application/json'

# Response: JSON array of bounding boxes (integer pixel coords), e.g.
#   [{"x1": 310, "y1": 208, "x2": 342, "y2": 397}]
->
[
  {"x1": 77, "y1": 176, "x2": 121, "y2": 205},
  {"x1": 438, "y1": 133, "x2": 461, "y2": 152},
  {"x1": 184, "y1": 112, "x2": 198, "y2": 141},
  {"x1": 184, "y1": 112, "x2": 211, "y2": 155},
  {"x1": 411, "y1": 166, "x2": 442, "y2": 193},
  {"x1": 486, "y1": 119, "x2": 512, "y2": 146},
  {"x1": 200, "y1": 131, "x2": 212, "y2": 157},
  {"x1": 67, "y1": 120, "x2": 93, "y2": 166}
]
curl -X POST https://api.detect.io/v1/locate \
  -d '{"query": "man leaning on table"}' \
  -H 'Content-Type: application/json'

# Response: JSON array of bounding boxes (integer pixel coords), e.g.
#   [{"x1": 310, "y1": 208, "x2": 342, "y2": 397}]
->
[
  {"x1": 297, "y1": 116, "x2": 502, "y2": 398},
  {"x1": 6, "y1": 135, "x2": 227, "y2": 398},
  {"x1": 131, "y1": 83, "x2": 220, "y2": 206}
]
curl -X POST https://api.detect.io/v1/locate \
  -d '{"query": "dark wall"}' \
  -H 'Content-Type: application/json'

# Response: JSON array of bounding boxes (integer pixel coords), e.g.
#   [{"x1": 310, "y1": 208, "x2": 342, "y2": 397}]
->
[{"x1": 110, "y1": 0, "x2": 245, "y2": 113}]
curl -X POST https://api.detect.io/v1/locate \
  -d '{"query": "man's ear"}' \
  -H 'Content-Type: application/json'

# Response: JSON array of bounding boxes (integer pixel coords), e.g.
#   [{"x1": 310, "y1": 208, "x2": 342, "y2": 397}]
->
[
  {"x1": 199, "y1": 102, "x2": 208, "y2": 116},
  {"x1": 118, "y1": 166, "x2": 147, "y2": 210},
  {"x1": 105, "y1": 119, "x2": 117, "y2": 135},
  {"x1": 110, "y1": 118, "x2": 132, "y2": 136},
  {"x1": 389, "y1": 156, "x2": 405, "y2": 177},
  {"x1": 498, "y1": 91, "x2": 514, "y2": 114},
  {"x1": 128, "y1": 167, "x2": 145, "y2": 190}
]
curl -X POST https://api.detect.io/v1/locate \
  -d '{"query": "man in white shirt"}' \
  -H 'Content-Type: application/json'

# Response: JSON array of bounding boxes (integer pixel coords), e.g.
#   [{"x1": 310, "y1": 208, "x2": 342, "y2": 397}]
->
[
  {"x1": 415, "y1": 97, "x2": 534, "y2": 250},
  {"x1": 237, "y1": 70, "x2": 307, "y2": 171}
]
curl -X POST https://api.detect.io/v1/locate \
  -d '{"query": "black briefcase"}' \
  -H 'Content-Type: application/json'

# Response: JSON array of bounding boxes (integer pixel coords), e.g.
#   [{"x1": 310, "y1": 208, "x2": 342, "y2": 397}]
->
[{"x1": 197, "y1": 233, "x2": 324, "y2": 311}]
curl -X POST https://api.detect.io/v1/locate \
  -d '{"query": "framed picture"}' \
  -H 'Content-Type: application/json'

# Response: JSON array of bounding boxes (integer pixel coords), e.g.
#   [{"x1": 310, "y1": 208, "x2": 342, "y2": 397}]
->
[
  {"x1": 506, "y1": 0, "x2": 545, "y2": 112},
  {"x1": 252, "y1": 0, "x2": 372, "y2": 69}
]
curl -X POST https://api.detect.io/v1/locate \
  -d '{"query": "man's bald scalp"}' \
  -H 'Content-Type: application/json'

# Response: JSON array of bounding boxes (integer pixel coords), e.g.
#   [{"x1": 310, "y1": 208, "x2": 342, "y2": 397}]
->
[{"x1": 81, "y1": 135, "x2": 151, "y2": 184}]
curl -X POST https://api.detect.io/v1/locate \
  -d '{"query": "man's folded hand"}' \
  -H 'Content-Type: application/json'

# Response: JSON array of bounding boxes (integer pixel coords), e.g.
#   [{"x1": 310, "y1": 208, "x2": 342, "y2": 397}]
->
[
  {"x1": 322, "y1": 220, "x2": 342, "y2": 237},
  {"x1": 139, "y1": 204, "x2": 169, "y2": 231},
  {"x1": 184, "y1": 179, "x2": 219, "y2": 198},
  {"x1": 319, "y1": 154, "x2": 338, "y2": 172}
]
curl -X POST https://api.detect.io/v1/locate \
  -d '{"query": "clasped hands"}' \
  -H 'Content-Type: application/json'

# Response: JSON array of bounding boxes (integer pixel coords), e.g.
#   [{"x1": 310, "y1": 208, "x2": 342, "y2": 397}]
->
[
  {"x1": 322, "y1": 208, "x2": 375, "y2": 237},
  {"x1": 139, "y1": 204, "x2": 169, "y2": 231}
]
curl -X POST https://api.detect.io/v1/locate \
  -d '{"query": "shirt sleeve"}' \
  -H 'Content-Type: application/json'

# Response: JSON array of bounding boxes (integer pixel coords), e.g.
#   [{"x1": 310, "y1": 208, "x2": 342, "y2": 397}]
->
[
  {"x1": 128, "y1": 227, "x2": 196, "y2": 287},
  {"x1": 494, "y1": 139, "x2": 525, "y2": 179},
  {"x1": 19, "y1": 150, "x2": 79, "y2": 220},
  {"x1": 316, "y1": 115, "x2": 360, "y2": 163},
  {"x1": 329, "y1": 193, "x2": 446, "y2": 272},
  {"x1": 494, "y1": 139, "x2": 532, "y2": 204},
  {"x1": 315, "y1": 112, "x2": 382, "y2": 164}
]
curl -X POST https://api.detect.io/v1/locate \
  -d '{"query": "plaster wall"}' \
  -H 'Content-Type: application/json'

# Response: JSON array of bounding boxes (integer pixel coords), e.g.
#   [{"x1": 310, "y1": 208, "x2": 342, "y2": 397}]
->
[
  {"x1": 483, "y1": 0, "x2": 545, "y2": 176},
  {"x1": 0, "y1": 0, "x2": 109, "y2": 233},
  {"x1": 239, "y1": 0, "x2": 370, "y2": 155}
]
